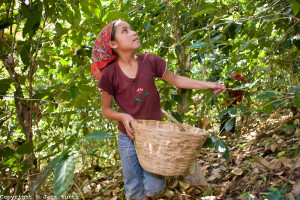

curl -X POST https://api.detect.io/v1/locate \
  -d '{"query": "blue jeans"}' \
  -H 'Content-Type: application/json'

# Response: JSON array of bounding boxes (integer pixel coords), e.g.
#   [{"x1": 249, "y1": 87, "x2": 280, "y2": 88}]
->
[{"x1": 118, "y1": 132, "x2": 165, "y2": 200}]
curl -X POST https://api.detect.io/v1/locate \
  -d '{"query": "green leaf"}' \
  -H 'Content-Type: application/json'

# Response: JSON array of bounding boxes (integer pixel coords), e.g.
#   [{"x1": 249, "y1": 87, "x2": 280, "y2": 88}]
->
[
  {"x1": 0, "y1": 147, "x2": 15, "y2": 158},
  {"x1": 290, "y1": 0, "x2": 300, "y2": 16},
  {"x1": 283, "y1": 124, "x2": 299, "y2": 131},
  {"x1": 171, "y1": 112, "x2": 183, "y2": 123},
  {"x1": 188, "y1": 42, "x2": 207, "y2": 49},
  {"x1": 31, "y1": 149, "x2": 69, "y2": 195},
  {"x1": 0, "y1": 18, "x2": 14, "y2": 30},
  {"x1": 62, "y1": 48, "x2": 72, "y2": 55},
  {"x1": 256, "y1": 92, "x2": 278, "y2": 99},
  {"x1": 268, "y1": 187, "x2": 279, "y2": 193},
  {"x1": 83, "y1": 130, "x2": 112, "y2": 142},
  {"x1": 171, "y1": 94, "x2": 182, "y2": 103},
  {"x1": 22, "y1": 1, "x2": 43, "y2": 38},
  {"x1": 225, "y1": 118, "x2": 235, "y2": 132},
  {"x1": 16, "y1": 141, "x2": 33, "y2": 155},
  {"x1": 55, "y1": 23, "x2": 63, "y2": 39},
  {"x1": 103, "y1": 11, "x2": 123, "y2": 21},
  {"x1": 53, "y1": 154, "x2": 76, "y2": 196},
  {"x1": 0, "y1": 78, "x2": 13, "y2": 99},
  {"x1": 20, "y1": 43, "x2": 31, "y2": 66},
  {"x1": 70, "y1": 86, "x2": 80, "y2": 99},
  {"x1": 3, "y1": 184, "x2": 13, "y2": 195},
  {"x1": 72, "y1": 5, "x2": 81, "y2": 28},
  {"x1": 239, "y1": 105, "x2": 251, "y2": 116},
  {"x1": 210, "y1": 34, "x2": 222, "y2": 43},
  {"x1": 80, "y1": 0, "x2": 91, "y2": 16},
  {"x1": 237, "y1": 40, "x2": 252, "y2": 52},
  {"x1": 35, "y1": 140, "x2": 49, "y2": 152},
  {"x1": 163, "y1": 101, "x2": 172, "y2": 111},
  {"x1": 231, "y1": 80, "x2": 258, "y2": 90},
  {"x1": 192, "y1": 7, "x2": 216, "y2": 17},
  {"x1": 202, "y1": 137, "x2": 216, "y2": 148},
  {"x1": 203, "y1": 189, "x2": 214, "y2": 196},
  {"x1": 264, "y1": 187, "x2": 284, "y2": 200},
  {"x1": 264, "y1": 103, "x2": 275, "y2": 115},
  {"x1": 4, "y1": 157, "x2": 16, "y2": 166},
  {"x1": 219, "y1": 107, "x2": 237, "y2": 117},
  {"x1": 214, "y1": 140, "x2": 230, "y2": 160},
  {"x1": 20, "y1": 163, "x2": 35, "y2": 173}
]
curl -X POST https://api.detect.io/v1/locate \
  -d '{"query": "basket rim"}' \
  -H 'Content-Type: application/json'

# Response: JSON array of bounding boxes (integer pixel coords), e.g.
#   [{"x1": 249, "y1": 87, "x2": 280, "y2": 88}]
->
[{"x1": 131, "y1": 119, "x2": 208, "y2": 135}]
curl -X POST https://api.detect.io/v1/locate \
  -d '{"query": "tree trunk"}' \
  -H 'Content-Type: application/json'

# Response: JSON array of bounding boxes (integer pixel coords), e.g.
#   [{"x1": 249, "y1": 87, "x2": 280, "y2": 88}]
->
[
  {"x1": 4, "y1": 58, "x2": 37, "y2": 197},
  {"x1": 171, "y1": 4, "x2": 192, "y2": 116}
]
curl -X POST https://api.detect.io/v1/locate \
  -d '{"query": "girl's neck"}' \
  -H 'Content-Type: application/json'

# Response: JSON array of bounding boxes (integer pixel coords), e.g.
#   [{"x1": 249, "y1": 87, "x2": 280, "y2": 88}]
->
[{"x1": 117, "y1": 53, "x2": 137, "y2": 67}]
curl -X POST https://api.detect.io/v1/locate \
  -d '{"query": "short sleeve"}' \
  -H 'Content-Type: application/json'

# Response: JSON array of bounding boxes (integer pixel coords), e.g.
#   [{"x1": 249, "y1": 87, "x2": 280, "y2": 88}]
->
[
  {"x1": 148, "y1": 53, "x2": 166, "y2": 78},
  {"x1": 97, "y1": 68, "x2": 115, "y2": 96}
]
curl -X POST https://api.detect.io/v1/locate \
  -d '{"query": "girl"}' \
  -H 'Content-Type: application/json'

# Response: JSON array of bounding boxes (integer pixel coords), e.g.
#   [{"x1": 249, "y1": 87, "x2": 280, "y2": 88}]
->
[{"x1": 92, "y1": 20, "x2": 226, "y2": 200}]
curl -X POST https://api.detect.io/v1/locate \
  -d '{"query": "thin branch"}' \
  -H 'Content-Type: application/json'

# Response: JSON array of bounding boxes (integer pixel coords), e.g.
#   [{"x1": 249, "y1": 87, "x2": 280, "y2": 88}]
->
[
  {"x1": 52, "y1": 61, "x2": 89, "y2": 99},
  {"x1": 73, "y1": 183, "x2": 85, "y2": 200},
  {"x1": 0, "y1": 95, "x2": 68, "y2": 105}
]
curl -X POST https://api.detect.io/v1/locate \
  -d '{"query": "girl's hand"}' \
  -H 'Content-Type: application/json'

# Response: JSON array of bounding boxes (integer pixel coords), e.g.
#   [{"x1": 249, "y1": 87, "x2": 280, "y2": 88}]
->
[
  {"x1": 121, "y1": 113, "x2": 136, "y2": 140},
  {"x1": 213, "y1": 82, "x2": 226, "y2": 94}
]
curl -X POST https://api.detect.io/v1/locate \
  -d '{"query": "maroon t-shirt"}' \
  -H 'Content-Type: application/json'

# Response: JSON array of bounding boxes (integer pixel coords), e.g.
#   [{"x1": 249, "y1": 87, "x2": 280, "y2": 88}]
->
[
  {"x1": 98, "y1": 53, "x2": 167, "y2": 135},
  {"x1": 229, "y1": 75, "x2": 247, "y2": 103}
]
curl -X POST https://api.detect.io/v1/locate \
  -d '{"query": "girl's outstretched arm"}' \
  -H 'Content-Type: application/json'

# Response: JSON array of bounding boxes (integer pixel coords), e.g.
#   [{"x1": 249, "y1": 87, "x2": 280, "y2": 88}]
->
[
  {"x1": 162, "y1": 70, "x2": 226, "y2": 94},
  {"x1": 101, "y1": 91, "x2": 136, "y2": 140}
]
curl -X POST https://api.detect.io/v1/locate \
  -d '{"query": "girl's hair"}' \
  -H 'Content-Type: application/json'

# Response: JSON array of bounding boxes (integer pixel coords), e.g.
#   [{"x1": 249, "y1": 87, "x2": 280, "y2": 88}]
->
[
  {"x1": 111, "y1": 22, "x2": 116, "y2": 41},
  {"x1": 110, "y1": 19, "x2": 122, "y2": 56},
  {"x1": 111, "y1": 19, "x2": 121, "y2": 41}
]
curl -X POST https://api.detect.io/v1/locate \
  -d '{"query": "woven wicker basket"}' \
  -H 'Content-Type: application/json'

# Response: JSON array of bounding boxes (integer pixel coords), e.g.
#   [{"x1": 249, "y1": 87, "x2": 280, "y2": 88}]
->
[{"x1": 131, "y1": 120, "x2": 208, "y2": 176}]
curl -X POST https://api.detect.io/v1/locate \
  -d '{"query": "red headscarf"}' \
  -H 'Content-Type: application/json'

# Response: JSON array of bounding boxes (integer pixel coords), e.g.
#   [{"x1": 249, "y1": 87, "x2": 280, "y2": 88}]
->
[{"x1": 91, "y1": 21, "x2": 117, "y2": 80}]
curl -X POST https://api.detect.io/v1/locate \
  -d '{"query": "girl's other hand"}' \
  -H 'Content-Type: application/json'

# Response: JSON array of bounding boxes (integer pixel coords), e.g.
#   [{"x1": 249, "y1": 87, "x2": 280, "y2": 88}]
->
[
  {"x1": 214, "y1": 83, "x2": 226, "y2": 94},
  {"x1": 121, "y1": 113, "x2": 136, "y2": 140}
]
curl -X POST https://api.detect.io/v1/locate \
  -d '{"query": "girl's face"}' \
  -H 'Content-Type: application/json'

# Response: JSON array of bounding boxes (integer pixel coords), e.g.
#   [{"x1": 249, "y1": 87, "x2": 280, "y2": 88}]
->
[{"x1": 111, "y1": 21, "x2": 140, "y2": 53}]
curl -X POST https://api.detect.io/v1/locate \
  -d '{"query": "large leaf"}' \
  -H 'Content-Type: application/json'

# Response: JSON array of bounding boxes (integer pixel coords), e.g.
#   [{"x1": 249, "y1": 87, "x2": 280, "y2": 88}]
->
[
  {"x1": 53, "y1": 154, "x2": 76, "y2": 196},
  {"x1": 20, "y1": 43, "x2": 31, "y2": 66},
  {"x1": 188, "y1": 42, "x2": 207, "y2": 49},
  {"x1": 210, "y1": 34, "x2": 223, "y2": 43},
  {"x1": 83, "y1": 130, "x2": 112, "y2": 142},
  {"x1": 202, "y1": 137, "x2": 216, "y2": 148},
  {"x1": 264, "y1": 187, "x2": 287, "y2": 200},
  {"x1": 219, "y1": 107, "x2": 237, "y2": 117},
  {"x1": 171, "y1": 94, "x2": 183, "y2": 103},
  {"x1": 31, "y1": 150, "x2": 69, "y2": 195},
  {"x1": 0, "y1": 147, "x2": 15, "y2": 158},
  {"x1": 214, "y1": 140, "x2": 230, "y2": 160},
  {"x1": 0, "y1": 18, "x2": 14, "y2": 30},
  {"x1": 70, "y1": 86, "x2": 80, "y2": 99},
  {"x1": 35, "y1": 140, "x2": 49, "y2": 152},
  {"x1": 225, "y1": 118, "x2": 235, "y2": 132},
  {"x1": 192, "y1": 7, "x2": 216, "y2": 17},
  {"x1": 55, "y1": 23, "x2": 64, "y2": 39},
  {"x1": 256, "y1": 92, "x2": 278, "y2": 99},
  {"x1": 290, "y1": 0, "x2": 300, "y2": 16},
  {"x1": 16, "y1": 141, "x2": 33, "y2": 155},
  {"x1": 22, "y1": 1, "x2": 43, "y2": 38},
  {"x1": 0, "y1": 78, "x2": 13, "y2": 99},
  {"x1": 239, "y1": 105, "x2": 251, "y2": 116}
]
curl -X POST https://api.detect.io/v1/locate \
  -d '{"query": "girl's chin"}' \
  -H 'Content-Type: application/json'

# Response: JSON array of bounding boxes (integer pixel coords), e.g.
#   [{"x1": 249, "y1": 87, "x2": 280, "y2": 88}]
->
[{"x1": 134, "y1": 45, "x2": 141, "y2": 50}]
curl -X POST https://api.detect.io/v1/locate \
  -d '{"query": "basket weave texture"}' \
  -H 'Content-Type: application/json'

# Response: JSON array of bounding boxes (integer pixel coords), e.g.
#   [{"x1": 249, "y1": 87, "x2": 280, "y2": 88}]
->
[{"x1": 131, "y1": 120, "x2": 209, "y2": 176}]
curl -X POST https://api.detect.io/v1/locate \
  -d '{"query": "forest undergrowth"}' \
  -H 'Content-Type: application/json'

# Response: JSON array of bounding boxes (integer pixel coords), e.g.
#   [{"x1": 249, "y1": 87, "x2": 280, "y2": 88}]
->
[{"x1": 59, "y1": 110, "x2": 300, "y2": 200}]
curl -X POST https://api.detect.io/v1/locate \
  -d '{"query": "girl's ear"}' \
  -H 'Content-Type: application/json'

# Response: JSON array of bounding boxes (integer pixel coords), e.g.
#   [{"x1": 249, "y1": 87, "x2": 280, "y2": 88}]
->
[{"x1": 108, "y1": 41, "x2": 118, "y2": 49}]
